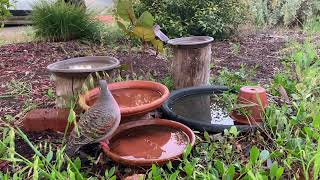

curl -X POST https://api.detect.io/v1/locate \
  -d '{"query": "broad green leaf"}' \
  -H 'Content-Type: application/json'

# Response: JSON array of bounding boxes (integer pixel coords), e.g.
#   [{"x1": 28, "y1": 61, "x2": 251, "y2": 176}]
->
[
  {"x1": 151, "y1": 164, "x2": 159, "y2": 177},
  {"x1": 74, "y1": 157, "x2": 81, "y2": 170},
  {"x1": 276, "y1": 167, "x2": 284, "y2": 180},
  {"x1": 214, "y1": 160, "x2": 225, "y2": 176},
  {"x1": 259, "y1": 150, "x2": 270, "y2": 162},
  {"x1": 116, "y1": 0, "x2": 136, "y2": 23},
  {"x1": 250, "y1": 146, "x2": 260, "y2": 164},
  {"x1": 225, "y1": 165, "x2": 235, "y2": 180},
  {"x1": 151, "y1": 39, "x2": 164, "y2": 53},
  {"x1": 137, "y1": 11, "x2": 154, "y2": 27},
  {"x1": 184, "y1": 161, "x2": 193, "y2": 177},
  {"x1": 109, "y1": 167, "x2": 116, "y2": 177},
  {"x1": 270, "y1": 162, "x2": 278, "y2": 177},
  {"x1": 133, "y1": 26, "x2": 155, "y2": 41},
  {"x1": 169, "y1": 170, "x2": 180, "y2": 180},
  {"x1": 247, "y1": 170, "x2": 256, "y2": 180}
]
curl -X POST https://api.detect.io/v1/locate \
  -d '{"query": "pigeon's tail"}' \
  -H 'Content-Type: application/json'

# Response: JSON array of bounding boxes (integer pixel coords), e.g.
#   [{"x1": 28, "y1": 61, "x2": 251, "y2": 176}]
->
[{"x1": 65, "y1": 142, "x2": 81, "y2": 157}]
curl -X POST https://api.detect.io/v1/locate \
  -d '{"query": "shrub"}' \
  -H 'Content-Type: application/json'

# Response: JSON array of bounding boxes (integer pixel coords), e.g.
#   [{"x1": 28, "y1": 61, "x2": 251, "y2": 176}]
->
[
  {"x1": 247, "y1": 0, "x2": 320, "y2": 27},
  {"x1": 31, "y1": 0, "x2": 102, "y2": 41},
  {"x1": 0, "y1": 0, "x2": 12, "y2": 26},
  {"x1": 134, "y1": 0, "x2": 246, "y2": 39}
]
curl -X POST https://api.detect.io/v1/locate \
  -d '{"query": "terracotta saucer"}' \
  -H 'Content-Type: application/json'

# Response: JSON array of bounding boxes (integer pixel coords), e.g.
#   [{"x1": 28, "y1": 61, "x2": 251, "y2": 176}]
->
[
  {"x1": 79, "y1": 80, "x2": 170, "y2": 118},
  {"x1": 101, "y1": 118, "x2": 195, "y2": 167}
]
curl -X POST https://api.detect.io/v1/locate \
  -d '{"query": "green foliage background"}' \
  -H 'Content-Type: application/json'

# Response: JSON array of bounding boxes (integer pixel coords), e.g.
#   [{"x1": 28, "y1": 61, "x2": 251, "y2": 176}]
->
[
  {"x1": 0, "y1": 0, "x2": 12, "y2": 26},
  {"x1": 134, "y1": 0, "x2": 246, "y2": 39},
  {"x1": 247, "y1": 0, "x2": 320, "y2": 26}
]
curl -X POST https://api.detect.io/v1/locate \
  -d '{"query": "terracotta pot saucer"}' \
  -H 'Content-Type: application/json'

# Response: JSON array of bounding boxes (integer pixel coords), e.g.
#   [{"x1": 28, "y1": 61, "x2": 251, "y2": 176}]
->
[
  {"x1": 101, "y1": 118, "x2": 195, "y2": 167},
  {"x1": 79, "y1": 80, "x2": 170, "y2": 121}
]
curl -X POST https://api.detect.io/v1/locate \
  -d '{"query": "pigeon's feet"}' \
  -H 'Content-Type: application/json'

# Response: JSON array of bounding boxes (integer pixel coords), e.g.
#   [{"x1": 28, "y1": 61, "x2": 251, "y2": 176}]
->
[{"x1": 100, "y1": 139, "x2": 110, "y2": 151}]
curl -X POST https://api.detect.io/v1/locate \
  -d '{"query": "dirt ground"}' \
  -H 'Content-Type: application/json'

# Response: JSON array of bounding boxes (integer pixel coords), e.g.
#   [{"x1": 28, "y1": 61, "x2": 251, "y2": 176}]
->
[{"x1": 0, "y1": 29, "x2": 305, "y2": 118}]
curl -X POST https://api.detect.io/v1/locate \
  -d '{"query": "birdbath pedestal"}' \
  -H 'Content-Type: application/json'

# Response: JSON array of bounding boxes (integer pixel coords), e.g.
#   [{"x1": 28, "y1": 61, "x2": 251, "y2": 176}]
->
[
  {"x1": 168, "y1": 36, "x2": 214, "y2": 89},
  {"x1": 47, "y1": 56, "x2": 120, "y2": 108}
]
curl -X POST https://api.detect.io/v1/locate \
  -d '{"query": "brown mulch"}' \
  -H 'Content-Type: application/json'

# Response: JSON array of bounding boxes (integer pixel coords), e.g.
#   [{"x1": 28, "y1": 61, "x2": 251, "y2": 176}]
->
[
  {"x1": 0, "y1": 30, "x2": 304, "y2": 118},
  {"x1": 0, "y1": 41, "x2": 169, "y2": 118}
]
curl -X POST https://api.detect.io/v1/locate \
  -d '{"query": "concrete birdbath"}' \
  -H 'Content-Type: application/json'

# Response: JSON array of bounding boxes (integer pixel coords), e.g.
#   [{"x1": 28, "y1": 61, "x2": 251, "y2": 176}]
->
[
  {"x1": 168, "y1": 36, "x2": 214, "y2": 89},
  {"x1": 79, "y1": 80, "x2": 170, "y2": 123},
  {"x1": 47, "y1": 56, "x2": 120, "y2": 108}
]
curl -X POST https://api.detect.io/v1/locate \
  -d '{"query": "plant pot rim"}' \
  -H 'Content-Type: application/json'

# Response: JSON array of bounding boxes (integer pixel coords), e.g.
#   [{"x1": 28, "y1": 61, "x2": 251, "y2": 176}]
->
[
  {"x1": 101, "y1": 118, "x2": 196, "y2": 167},
  {"x1": 79, "y1": 80, "x2": 170, "y2": 117},
  {"x1": 47, "y1": 56, "x2": 120, "y2": 74}
]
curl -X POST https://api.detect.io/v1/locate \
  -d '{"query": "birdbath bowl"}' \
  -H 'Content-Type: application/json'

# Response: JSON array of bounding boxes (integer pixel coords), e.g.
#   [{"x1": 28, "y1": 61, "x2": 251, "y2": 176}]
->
[
  {"x1": 79, "y1": 80, "x2": 170, "y2": 123},
  {"x1": 101, "y1": 119, "x2": 195, "y2": 167},
  {"x1": 167, "y1": 36, "x2": 214, "y2": 89},
  {"x1": 161, "y1": 86, "x2": 257, "y2": 133},
  {"x1": 47, "y1": 56, "x2": 120, "y2": 108}
]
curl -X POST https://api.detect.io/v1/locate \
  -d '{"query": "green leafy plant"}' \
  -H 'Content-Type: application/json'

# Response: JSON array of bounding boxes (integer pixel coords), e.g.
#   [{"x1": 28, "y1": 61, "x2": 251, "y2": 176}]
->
[
  {"x1": 115, "y1": 0, "x2": 164, "y2": 53},
  {"x1": 0, "y1": 0, "x2": 12, "y2": 27},
  {"x1": 134, "y1": 0, "x2": 246, "y2": 39},
  {"x1": 31, "y1": 0, "x2": 103, "y2": 41}
]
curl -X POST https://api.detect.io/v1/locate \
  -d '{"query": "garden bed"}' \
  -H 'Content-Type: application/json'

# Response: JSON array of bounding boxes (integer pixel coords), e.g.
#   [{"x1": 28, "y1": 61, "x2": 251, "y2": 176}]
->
[{"x1": 0, "y1": 30, "x2": 296, "y2": 118}]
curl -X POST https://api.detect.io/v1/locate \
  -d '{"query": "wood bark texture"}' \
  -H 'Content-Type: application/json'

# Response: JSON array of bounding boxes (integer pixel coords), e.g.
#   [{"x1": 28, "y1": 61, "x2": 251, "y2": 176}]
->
[{"x1": 172, "y1": 44, "x2": 211, "y2": 89}]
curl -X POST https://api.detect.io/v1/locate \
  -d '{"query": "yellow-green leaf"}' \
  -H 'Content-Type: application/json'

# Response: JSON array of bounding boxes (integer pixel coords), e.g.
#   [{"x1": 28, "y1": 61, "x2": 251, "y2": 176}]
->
[
  {"x1": 151, "y1": 39, "x2": 164, "y2": 53},
  {"x1": 133, "y1": 26, "x2": 155, "y2": 41}
]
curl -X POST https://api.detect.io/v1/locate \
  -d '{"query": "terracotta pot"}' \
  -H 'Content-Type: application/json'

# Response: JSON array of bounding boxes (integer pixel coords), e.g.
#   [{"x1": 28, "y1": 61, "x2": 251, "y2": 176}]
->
[
  {"x1": 79, "y1": 80, "x2": 170, "y2": 122},
  {"x1": 22, "y1": 108, "x2": 75, "y2": 132},
  {"x1": 101, "y1": 119, "x2": 195, "y2": 167},
  {"x1": 230, "y1": 86, "x2": 268, "y2": 125}
]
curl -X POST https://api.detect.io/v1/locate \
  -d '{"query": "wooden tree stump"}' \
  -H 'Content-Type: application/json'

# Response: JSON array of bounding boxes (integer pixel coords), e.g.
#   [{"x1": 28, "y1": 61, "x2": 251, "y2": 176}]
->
[
  {"x1": 168, "y1": 36, "x2": 214, "y2": 89},
  {"x1": 47, "y1": 56, "x2": 120, "y2": 108}
]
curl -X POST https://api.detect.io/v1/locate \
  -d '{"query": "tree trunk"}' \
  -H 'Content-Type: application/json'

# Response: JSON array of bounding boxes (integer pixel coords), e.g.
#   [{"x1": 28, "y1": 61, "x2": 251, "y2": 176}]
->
[{"x1": 171, "y1": 44, "x2": 212, "y2": 89}]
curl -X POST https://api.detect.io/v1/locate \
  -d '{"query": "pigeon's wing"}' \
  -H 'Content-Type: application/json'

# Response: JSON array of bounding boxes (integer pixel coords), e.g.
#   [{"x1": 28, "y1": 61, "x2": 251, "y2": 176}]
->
[{"x1": 70, "y1": 108, "x2": 117, "y2": 145}]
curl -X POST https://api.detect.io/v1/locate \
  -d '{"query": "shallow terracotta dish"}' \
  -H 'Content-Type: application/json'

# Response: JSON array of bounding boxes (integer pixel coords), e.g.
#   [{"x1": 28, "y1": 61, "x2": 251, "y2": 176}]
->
[
  {"x1": 22, "y1": 108, "x2": 74, "y2": 132},
  {"x1": 79, "y1": 80, "x2": 170, "y2": 119},
  {"x1": 101, "y1": 118, "x2": 195, "y2": 167}
]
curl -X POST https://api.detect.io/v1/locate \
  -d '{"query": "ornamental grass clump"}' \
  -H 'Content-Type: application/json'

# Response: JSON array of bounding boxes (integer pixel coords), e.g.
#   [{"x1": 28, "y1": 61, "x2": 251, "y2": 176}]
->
[{"x1": 31, "y1": 0, "x2": 102, "y2": 41}]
